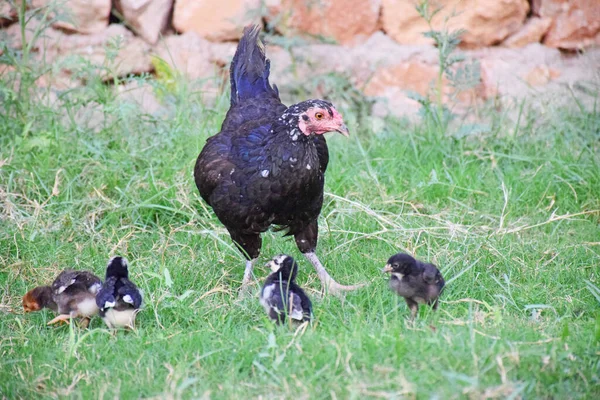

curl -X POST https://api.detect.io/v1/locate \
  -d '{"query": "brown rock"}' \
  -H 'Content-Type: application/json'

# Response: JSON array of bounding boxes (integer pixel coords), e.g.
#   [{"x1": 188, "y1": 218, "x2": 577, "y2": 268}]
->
[
  {"x1": 537, "y1": 0, "x2": 600, "y2": 50},
  {"x1": 381, "y1": 0, "x2": 529, "y2": 48},
  {"x1": 363, "y1": 60, "x2": 440, "y2": 98},
  {"x1": 172, "y1": 0, "x2": 261, "y2": 41},
  {"x1": 270, "y1": 0, "x2": 382, "y2": 44},
  {"x1": 5, "y1": 21, "x2": 153, "y2": 80},
  {"x1": 117, "y1": 81, "x2": 163, "y2": 115},
  {"x1": 114, "y1": 0, "x2": 173, "y2": 44},
  {"x1": 525, "y1": 65, "x2": 561, "y2": 86},
  {"x1": 153, "y1": 32, "x2": 236, "y2": 79},
  {"x1": 503, "y1": 17, "x2": 553, "y2": 47},
  {"x1": 33, "y1": 0, "x2": 111, "y2": 34},
  {"x1": 1, "y1": 1, "x2": 17, "y2": 26}
]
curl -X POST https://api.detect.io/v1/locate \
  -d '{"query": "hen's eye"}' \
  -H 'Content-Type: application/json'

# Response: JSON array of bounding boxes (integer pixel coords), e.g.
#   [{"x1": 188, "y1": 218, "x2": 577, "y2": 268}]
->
[{"x1": 315, "y1": 112, "x2": 324, "y2": 120}]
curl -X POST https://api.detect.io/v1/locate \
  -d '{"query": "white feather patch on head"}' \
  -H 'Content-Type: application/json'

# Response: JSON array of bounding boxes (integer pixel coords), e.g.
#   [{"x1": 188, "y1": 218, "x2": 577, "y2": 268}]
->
[
  {"x1": 266, "y1": 254, "x2": 289, "y2": 273},
  {"x1": 122, "y1": 294, "x2": 134, "y2": 305},
  {"x1": 261, "y1": 169, "x2": 270, "y2": 178},
  {"x1": 108, "y1": 256, "x2": 128, "y2": 268},
  {"x1": 57, "y1": 285, "x2": 67, "y2": 294}
]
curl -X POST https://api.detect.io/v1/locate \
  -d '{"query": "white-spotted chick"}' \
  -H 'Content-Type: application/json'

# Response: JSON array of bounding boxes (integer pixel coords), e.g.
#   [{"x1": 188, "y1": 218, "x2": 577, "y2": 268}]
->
[
  {"x1": 95, "y1": 256, "x2": 142, "y2": 329},
  {"x1": 382, "y1": 253, "x2": 445, "y2": 319},
  {"x1": 45, "y1": 270, "x2": 102, "y2": 328},
  {"x1": 260, "y1": 255, "x2": 312, "y2": 324}
]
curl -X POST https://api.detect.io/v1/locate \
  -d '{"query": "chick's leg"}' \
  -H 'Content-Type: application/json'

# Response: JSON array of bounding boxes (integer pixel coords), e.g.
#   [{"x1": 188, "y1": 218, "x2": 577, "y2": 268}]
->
[
  {"x1": 47, "y1": 314, "x2": 72, "y2": 326},
  {"x1": 296, "y1": 221, "x2": 365, "y2": 296},
  {"x1": 405, "y1": 298, "x2": 419, "y2": 320},
  {"x1": 79, "y1": 317, "x2": 91, "y2": 329}
]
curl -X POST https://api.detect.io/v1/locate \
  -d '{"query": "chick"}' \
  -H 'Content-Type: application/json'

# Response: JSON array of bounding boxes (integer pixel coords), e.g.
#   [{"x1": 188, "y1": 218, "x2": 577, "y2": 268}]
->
[
  {"x1": 95, "y1": 256, "x2": 142, "y2": 329},
  {"x1": 260, "y1": 255, "x2": 312, "y2": 324},
  {"x1": 382, "y1": 253, "x2": 445, "y2": 319},
  {"x1": 23, "y1": 286, "x2": 58, "y2": 313},
  {"x1": 48, "y1": 269, "x2": 103, "y2": 328}
]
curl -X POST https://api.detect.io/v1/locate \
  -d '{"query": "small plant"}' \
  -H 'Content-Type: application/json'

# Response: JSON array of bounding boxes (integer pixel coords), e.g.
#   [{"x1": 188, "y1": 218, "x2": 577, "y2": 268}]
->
[{"x1": 412, "y1": 0, "x2": 487, "y2": 137}]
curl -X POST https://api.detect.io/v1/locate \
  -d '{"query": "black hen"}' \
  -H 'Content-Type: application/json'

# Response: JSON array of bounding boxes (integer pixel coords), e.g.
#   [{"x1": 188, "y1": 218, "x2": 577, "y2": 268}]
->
[
  {"x1": 382, "y1": 253, "x2": 445, "y2": 319},
  {"x1": 96, "y1": 256, "x2": 142, "y2": 329},
  {"x1": 260, "y1": 255, "x2": 312, "y2": 324},
  {"x1": 194, "y1": 25, "x2": 360, "y2": 295}
]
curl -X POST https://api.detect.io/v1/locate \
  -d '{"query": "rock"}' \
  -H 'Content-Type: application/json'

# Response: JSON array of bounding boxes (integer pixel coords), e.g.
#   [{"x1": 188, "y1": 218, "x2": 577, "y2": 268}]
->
[
  {"x1": 117, "y1": 81, "x2": 163, "y2": 115},
  {"x1": 363, "y1": 60, "x2": 440, "y2": 98},
  {"x1": 4, "y1": 21, "x2": 153, "y2": 80},
  {"x1": 1, "y1": 1, "x2": 17, "y2": 26},
  {"x1": 502, "y1": 17, "x2": 553, "y2": 47},
  {"x1": 172, "y1": 0, "x2": 261, "y2": 41},
  {"x1": 381, "y1": 0, "x2": 529, "y2": 48},
  {"x1": 525, "y1": 65, "x2": 561, "y2": 86},
  {"x1": 32, "y1": 0, "x2": 111, "y2": 34},
  {"x1": 114, "y1": 0, "x2": 173, "y2": 44},
  {"x1": 270, "y1": 0, "x2": 382, "y2": 45},
  {"x1": 153, "y1": 32, "x2": 236, "y2": 79},
  {"x1": 536, "y1": 0, "x2": 600, "y2": 50}
]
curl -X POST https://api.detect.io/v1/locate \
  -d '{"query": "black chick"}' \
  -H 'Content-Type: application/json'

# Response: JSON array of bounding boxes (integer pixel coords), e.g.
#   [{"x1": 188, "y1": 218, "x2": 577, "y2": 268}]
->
[
  {"x1": 382, "y1": 253, "x2": 445, "y2": 319},
  {"x1": 48, "y1": 269, "x2": 103, "y2": 328},
  {"x1": 194, "y1": 25, "x2": 362, "y2": 296},
  {"x1": 95, "y1": 256, "x2": 142, "y2": 329},
  {"x1": 260, "y1": 255, "x2": 312, "y2": 324}
]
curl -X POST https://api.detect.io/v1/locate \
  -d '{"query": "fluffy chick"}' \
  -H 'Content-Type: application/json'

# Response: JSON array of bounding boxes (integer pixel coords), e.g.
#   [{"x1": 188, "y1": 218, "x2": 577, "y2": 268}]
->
[
  {"x1": 382, "y1": 253, "x2": 445, "y2": 319},
  {"x1": 48, "y1": 270, "x2": 103, "y2": 328},
  {"x1": 95, "y1": 256, "x2": 142, "y2": 329},
  {"x1": 23, "y1": 286, "x2": 58, "y2": 313},
  {"x1": 260, "y1": 255, "x2": 312, "y2": 324}
]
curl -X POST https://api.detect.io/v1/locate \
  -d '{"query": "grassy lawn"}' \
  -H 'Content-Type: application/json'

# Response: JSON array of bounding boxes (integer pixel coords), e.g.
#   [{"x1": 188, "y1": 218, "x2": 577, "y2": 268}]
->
[{"x1": 1, "y1": 49, "x2": 600, "y2": 398}]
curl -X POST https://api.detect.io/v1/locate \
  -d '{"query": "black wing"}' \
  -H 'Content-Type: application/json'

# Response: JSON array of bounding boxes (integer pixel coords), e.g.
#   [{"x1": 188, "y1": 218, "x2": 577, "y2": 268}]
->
[
  {"x1": 96, "y1": 276, "x2": 117, "y2": 309},
  {"x1": 117, "y1": 278, "x2": 142, "y2": 309}
]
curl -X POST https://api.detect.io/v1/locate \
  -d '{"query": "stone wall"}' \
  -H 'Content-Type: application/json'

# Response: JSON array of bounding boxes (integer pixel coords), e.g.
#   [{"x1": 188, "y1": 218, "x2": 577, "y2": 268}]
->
[{"x1": 1, "y1": 0, "x2": 599, "y2": 116}]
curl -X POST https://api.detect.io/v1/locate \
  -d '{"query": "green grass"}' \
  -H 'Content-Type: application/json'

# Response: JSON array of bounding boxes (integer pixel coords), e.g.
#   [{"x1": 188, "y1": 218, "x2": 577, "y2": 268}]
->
[{"x1": 1, "y1": 41, "x2": 600, "y2": 399}]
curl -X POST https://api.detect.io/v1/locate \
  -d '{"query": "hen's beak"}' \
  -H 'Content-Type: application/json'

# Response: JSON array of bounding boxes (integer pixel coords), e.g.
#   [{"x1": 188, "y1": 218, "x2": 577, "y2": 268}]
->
[
  {"x1": 336, "y1": 123, "x2": 350, "y2": 137},
  {"x1": 381, "y1": 264, "x2": 393, "y2": 273}
]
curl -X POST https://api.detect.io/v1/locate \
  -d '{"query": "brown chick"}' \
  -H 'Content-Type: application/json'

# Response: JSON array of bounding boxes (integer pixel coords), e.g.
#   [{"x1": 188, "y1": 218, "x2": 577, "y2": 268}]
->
[{"x1": 23, "y1": 286, "x2": 58, "y2": 313}]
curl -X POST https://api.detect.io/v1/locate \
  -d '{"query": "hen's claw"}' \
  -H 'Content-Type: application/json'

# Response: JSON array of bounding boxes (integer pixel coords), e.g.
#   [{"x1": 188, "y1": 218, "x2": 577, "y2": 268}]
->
[{"x1": 303, "y1": 252, "x2": 365, "y2": 298}]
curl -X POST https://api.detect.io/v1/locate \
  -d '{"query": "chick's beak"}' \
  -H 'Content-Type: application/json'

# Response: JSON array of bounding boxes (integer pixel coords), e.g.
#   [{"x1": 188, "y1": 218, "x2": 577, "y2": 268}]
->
[
  {"x1": 336, "y1": 123, "x2": 350, "y2": 137},
  {"x1": 382, "y1": 264, "x2": 393, "y2": 273}
]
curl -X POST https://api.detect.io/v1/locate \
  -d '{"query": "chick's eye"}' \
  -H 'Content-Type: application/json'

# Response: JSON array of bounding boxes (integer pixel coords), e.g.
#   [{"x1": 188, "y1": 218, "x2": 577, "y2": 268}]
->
[{"x1": 315, "y1": 112, "x2": 324, "y2": 120}]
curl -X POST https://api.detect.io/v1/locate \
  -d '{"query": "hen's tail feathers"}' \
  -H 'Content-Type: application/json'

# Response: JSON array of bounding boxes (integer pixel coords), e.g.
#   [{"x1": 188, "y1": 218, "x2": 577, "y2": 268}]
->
[{"x1": 230, "y1": 25, "x2": 279, "y2": 105}]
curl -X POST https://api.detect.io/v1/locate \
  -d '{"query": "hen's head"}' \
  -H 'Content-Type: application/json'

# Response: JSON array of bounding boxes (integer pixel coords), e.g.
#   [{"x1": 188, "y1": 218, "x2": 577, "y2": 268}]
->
[{"x1": 284, "y1": 100, "x2": 349, "y2": 137}]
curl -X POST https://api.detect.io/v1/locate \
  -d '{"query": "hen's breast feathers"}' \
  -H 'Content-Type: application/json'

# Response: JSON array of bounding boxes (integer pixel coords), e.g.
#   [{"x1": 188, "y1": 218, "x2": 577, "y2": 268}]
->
[{"x1": 196, "y1": 119, "x2": 324, "y2": 232}]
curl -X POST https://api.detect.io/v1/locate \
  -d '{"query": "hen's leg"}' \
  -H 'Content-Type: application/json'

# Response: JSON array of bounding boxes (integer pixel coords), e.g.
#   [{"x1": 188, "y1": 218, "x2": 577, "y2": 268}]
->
[
  {"x1": 295, "y1": 221, "x2": 364, "y2": 296},
  {"x1": 230, "y1": 231, "x2": 262, "y2": 295},
  {"x1": 242, "y1": 259, "x2": 257, "y2": 287}
]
